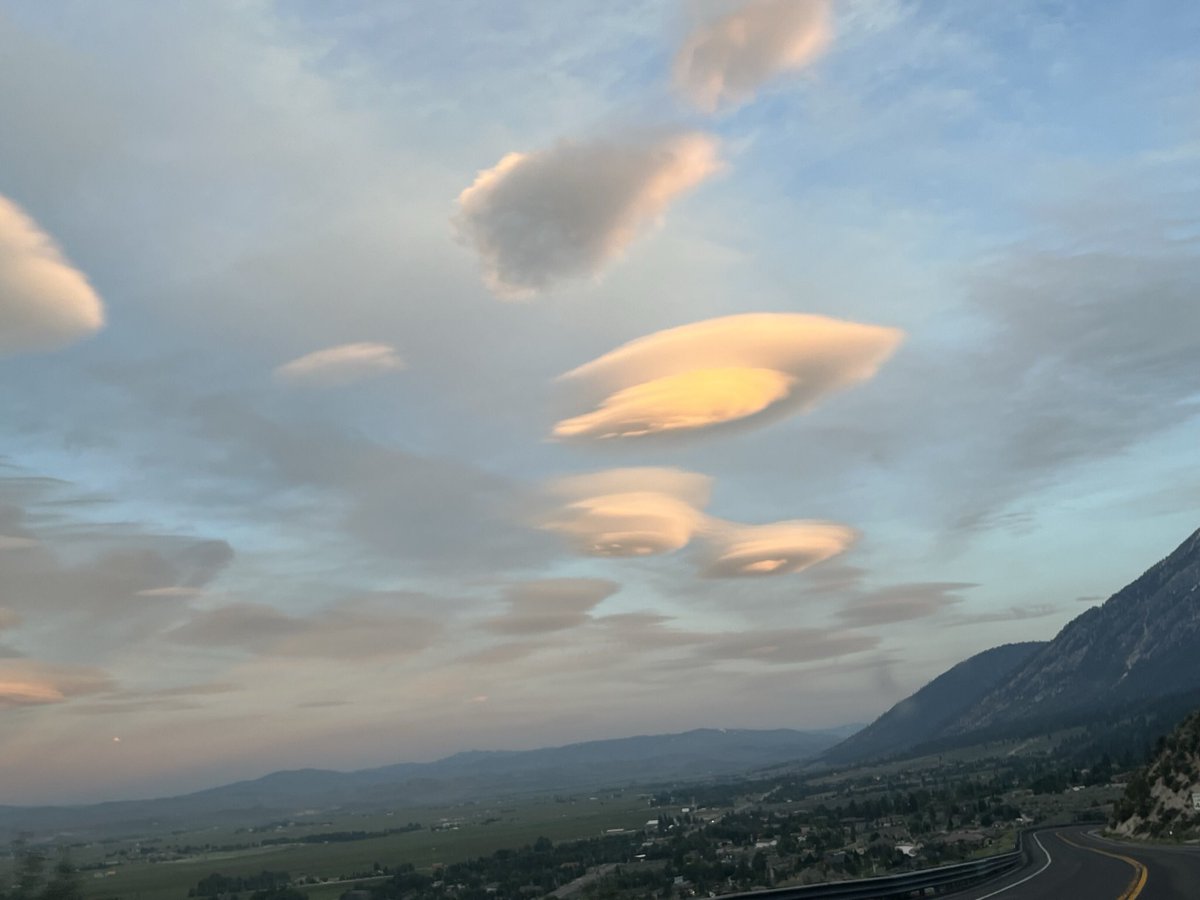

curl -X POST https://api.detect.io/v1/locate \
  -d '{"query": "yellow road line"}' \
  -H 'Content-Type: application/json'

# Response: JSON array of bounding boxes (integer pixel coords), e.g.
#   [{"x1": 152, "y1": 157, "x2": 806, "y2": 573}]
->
[{"x1": 1057, "y1": 832, "x2": 1148, "y2": 900}]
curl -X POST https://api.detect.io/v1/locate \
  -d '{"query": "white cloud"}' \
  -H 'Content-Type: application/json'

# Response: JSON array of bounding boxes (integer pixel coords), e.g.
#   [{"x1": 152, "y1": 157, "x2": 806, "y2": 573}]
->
[
  {"x1": 554, "y1": 313, "x2": 902, "y2": 440},
  {"x1": 454, "y1": 132, "x2": 721, "y2": 296},
  {"x1": 674, "y1": 0, "x2": 831, "y2": 113},
  {"x1": 0, "y1": 194, "x2": 105, "y2": 354},
  {"x1": 699, "y1": 519, "x2": 857, "y2": 578},
  {"x1": 274, "y1": 342, "x2": 405, "y2": 387}
]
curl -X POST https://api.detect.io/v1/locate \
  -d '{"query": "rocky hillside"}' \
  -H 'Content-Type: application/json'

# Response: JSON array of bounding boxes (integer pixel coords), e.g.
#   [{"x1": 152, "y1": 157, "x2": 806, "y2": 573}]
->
[
  {"x1": 825, "y1": 526, "x2": 1200, "y2": 764},
  {"x1": 951, "y1": 527, "x2": 1200, "y2": 734},
  {"x1": 823, "y1": 642, "x2": 1045, "y2": 764},
  {"x1": 1112, "y1": 708, "x2": 1200, "y2": 839}
]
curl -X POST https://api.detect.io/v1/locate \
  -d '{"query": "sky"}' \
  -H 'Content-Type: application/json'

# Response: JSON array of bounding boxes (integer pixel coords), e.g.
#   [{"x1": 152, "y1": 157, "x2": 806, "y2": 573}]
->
[{"x1": 0, "y1": 0, "x2": 1198, "y2": 805}]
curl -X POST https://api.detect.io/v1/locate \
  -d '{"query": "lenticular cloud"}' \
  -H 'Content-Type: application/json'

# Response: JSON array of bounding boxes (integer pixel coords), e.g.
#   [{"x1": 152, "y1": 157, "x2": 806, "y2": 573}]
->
[
  {"x1": 553, "y1": 313, "x2": 903, "y2": 441},
  {"x1": 0, "y1": 195, "x2": 105, "y2": 355},
  {"x1": 539, "y1": 468, "x2": 857, "y2": 578},
  {"x1": 454, "y1": 132, "x2": 721, "y2": 297},
  {"x1": 699, "y1": 520, "x2": 857, "y2": 578},
  {"x1": 674, "y1": 0, "x2": 831, "y2": 114},
  {"x1": 539, "y1": 468, "x2": 713, "y2": 558}
]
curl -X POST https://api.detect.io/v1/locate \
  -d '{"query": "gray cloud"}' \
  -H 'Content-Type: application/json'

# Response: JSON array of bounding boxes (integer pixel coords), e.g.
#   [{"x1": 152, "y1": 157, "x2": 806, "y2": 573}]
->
[
  {"x1": 454, "y1": 132, "x2": 721, "y2": 296},
  {"x1": 189, "y1": 395, "x2": 558, "y2": 575},
  {"x1": 485, "y1": 578, "x2": 619, "y2": 635},
  {"x1": 168, "y1": 596, "x2": 444, "y2": 660},
  {"x1": 0, "y1": 194, "x2": 105, "y2": 355},
  {"x1": 704, "y1": 627, "x2": 878, "y2": 665},
  {"x1": 944, "y1": 603, "x2": 1060, "y2": 628},
  {"x1": 837, "y1": 582, "x2": 975, "y2": 628},
  {"x1": 674, "y1": 0, "x2": 831, "y2": 113}
]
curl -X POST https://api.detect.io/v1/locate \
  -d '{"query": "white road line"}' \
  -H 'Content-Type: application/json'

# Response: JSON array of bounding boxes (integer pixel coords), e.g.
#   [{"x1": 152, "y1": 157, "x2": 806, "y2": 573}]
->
[{"x1": 970, "y1": 832, "x2": 1054, "y2": 899}]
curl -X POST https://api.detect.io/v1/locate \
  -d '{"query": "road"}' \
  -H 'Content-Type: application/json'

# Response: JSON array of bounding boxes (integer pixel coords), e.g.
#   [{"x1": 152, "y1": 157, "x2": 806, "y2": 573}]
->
[{"x1": 949, "y1": 827, "x2": 1200, "y2": 900}]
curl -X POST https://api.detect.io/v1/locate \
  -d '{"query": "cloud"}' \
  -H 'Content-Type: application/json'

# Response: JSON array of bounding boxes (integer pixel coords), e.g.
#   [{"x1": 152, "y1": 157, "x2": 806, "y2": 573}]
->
[
  {"x1": 541, "y1": 468, "x2": 856, "y2": 578},
  {"x1": 454, "y1": 132, "x2": 721, "y2": 296},
  {"x1": 705, "y1": 627, "x2": 877, "y2": 665},
  {"x1": 0, "y1": 535, "x2": 38, "y2": 550},
  {"x1": 944, "y1": 603, "x2": 1060, "y2": 628},
  {"x1": 168, "y1": 597, "x2": 443, "y2": 660},
  {"x1": 539, "y1": 468, "x2": 712, "y2": 557},
  {"x1": 189, "y1": 395, "x2": 558, "y2": 575},
  {"x1": 136, "y1": 586, "x2": 205, "y2": 599},
  {"x1": 699, "y1": 519, "x2": 857, "y2": 578},
  {"x1": 0, "y1": 194, "x2": 105, "y2": 355},
  {"x1": 0, "y1": 609, "x2": 21, "y2": 631},
  {"x1": 484, "y1": 578, "x2": 619, "y2": 635},
  {"x1": 0, "y1": 662, "x2": 114, "y2": 709},
  {"x1": 674, "y1": 0, "x2": 831, "y2": 113},
  {"x1": 554, "y1": 313, "x2": 902, "y2": 440},
  {"x1": 274, "y1": 342, "x2": 406, "y2": 387},
  {"x1": 837, "y1": 582, "x2": 974, "y2": 627}
]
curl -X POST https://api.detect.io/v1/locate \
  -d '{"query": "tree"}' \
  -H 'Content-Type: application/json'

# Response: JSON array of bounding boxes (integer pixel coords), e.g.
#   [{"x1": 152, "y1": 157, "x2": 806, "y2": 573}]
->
[{"x1": 10, "y1": 840, "x2": 46, "y2": 900}]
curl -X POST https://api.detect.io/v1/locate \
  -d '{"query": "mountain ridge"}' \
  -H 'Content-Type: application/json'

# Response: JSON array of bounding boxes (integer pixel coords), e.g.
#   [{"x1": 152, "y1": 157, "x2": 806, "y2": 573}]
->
[
  {"x1": 0, "y1": 725, "x2": 858, "y2": 838},
  {"x1": 825, "y1": 526, "x2": 1200, "y2": 765}
]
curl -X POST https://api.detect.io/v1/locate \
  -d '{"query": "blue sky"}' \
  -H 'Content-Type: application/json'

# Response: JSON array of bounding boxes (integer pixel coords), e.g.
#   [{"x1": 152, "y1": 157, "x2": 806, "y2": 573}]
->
[{"x1": 0, "y1": 0, "x2": 1197, "y2": 803}]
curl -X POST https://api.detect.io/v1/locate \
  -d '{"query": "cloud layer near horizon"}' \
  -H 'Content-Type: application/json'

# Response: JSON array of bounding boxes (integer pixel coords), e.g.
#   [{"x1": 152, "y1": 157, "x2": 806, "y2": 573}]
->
[
  {"x1": 554, "y1": 313, "x2": 903, "y2": 440},
  {"x1": 674, "y1": 0, "x2": 831, "y2": 113},
  {"x1": 454, "y1": 132, "x2": 721, "y2": 296},
  {"x1": 0, "y1": 195, "x2": 105, "y2": 355}
]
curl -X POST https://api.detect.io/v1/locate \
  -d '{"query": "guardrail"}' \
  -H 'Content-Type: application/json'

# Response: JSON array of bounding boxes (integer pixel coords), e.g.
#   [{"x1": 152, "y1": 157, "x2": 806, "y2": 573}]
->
[{"x1": 717, "y1": 835, "x2": 1025, "y2": 899}]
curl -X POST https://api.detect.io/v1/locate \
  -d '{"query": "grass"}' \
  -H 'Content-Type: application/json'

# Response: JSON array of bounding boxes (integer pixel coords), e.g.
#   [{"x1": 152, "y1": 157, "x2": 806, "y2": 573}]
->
[{"x1": 69, "y1": 794, "x2": 655, "y2": 900}]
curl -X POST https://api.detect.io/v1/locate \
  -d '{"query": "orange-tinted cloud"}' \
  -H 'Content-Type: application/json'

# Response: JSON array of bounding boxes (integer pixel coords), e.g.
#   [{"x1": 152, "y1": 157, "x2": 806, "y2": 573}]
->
[
  {"x1": 454, "y1": 132, "x2": 721, "y2": 296},
  {"x1": 554, "y1": 367, "x2": 795, "y2": 440},
  {"x1": 274, "y1": 342, "x2": 405, "y2": 387},
  {"x1": 0, "y1": 662, "x2": 114, "y2": 709},
  {"x1": 539, "y1": 468, "x2": 712, "y2": 557},
  {"x1": 555, "y1": 313, "x2": 902, "y2": 440},
  {"x1": 0, "y1": 195, "x2": 105, "y2": 354},
  {"x1": 699, "y1": 519, "x2": 857, "y2": 578},
  {"x1": 675, "y1": 0, "x2": 831, "y2": 113}
]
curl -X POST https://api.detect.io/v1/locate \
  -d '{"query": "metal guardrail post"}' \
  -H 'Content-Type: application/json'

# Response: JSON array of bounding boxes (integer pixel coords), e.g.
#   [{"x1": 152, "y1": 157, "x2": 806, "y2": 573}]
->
[{"x1": 717, "y1": 830, "x2": 1028, "y2": 900}]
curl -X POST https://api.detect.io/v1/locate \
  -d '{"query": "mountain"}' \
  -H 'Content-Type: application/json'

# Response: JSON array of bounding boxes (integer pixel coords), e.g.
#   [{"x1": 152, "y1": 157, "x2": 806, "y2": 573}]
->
[
  {"x1": 1111, "y1": 707, "x2": 1200, "y2": 839},
  {"x1": 825, "y1": 526, "x2": 1200, "y2": 764},
  {"x1": 0, "y1": 726, "x2": 855, "y2": 839},
  {"x1": 952, "y1": 527, "x2": 1200, "y2": 733},
  {"x1": 821, "y1": 642, "x2": 1045, "y2": 764}
]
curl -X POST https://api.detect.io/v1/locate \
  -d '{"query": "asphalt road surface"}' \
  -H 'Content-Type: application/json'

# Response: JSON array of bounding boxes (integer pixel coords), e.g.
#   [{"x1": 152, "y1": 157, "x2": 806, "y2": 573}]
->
[{"x1": 949, "y1": 827, "x2": 1200, "y2": 900}]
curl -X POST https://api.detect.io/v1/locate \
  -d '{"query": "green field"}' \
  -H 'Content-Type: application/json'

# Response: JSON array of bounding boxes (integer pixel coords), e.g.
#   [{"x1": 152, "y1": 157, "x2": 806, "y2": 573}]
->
[{"x1": 62, "y1": 793, "x2": 656, "y2": 900}]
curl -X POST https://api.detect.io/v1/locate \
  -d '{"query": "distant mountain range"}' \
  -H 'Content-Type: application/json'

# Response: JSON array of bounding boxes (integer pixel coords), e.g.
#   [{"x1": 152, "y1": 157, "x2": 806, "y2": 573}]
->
[
  {"x1": 0, "y1": 726, "x2": 858, "y2": 839},
  {"x1": 826, "y1": 526, "x2": 1200, "y2": 765}
]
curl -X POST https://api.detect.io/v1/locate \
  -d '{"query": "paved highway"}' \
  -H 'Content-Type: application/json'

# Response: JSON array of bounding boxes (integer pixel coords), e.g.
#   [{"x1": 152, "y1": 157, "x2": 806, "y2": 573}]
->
[{"x1": 949, "y1": 827, "x2": 1200, "y2": 900}]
